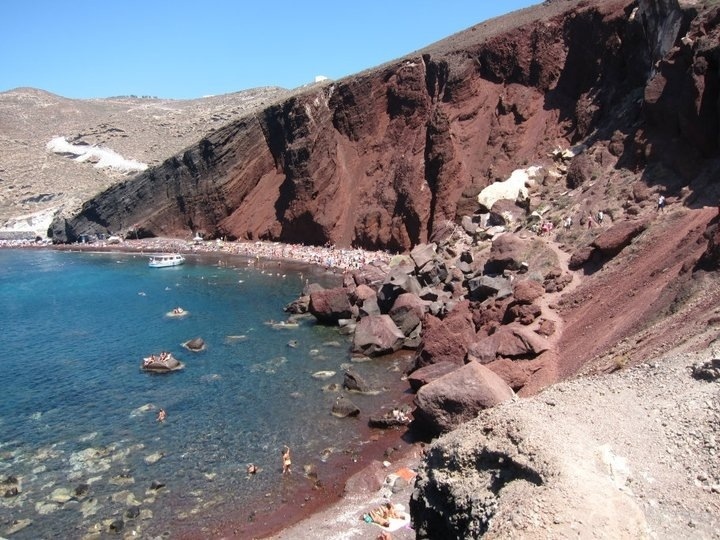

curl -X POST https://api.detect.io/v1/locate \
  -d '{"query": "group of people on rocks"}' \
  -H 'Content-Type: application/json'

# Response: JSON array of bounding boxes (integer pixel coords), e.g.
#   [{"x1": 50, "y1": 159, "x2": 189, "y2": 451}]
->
[
  {"x1": 534, "y1": 192, "x2": 673, "y2": 239},
  {"x1": 540, "y1": 209, "x2": 605, "y2": 236},
  {"x1": 142, "y1": 351, "x2": 173, "y2": 368}
]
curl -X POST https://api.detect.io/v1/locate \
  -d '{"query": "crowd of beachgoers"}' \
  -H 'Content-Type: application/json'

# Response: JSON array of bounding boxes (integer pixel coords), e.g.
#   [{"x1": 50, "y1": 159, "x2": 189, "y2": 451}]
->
[{"x1": 0, "y1": 236, "x2": 392, "y2": 271}]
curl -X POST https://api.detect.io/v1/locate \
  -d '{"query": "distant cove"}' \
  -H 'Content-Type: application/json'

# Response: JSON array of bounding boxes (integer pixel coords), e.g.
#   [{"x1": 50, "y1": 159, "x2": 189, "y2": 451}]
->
[{"x1": 0, "y1": 249, "x2": 408, "y2": 538}]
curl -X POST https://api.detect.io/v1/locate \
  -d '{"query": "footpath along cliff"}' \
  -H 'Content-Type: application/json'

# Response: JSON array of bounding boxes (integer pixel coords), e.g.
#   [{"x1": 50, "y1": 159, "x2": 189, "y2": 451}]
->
[{"x1": 47, "y1": 0, "x2": 720, "y2": 537}]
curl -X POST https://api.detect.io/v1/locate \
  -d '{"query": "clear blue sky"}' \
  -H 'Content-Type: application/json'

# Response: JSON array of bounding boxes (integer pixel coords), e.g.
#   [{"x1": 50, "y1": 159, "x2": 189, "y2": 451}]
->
[{"x1": 1, "y1": 1, "x2": 538, "y2": 99}]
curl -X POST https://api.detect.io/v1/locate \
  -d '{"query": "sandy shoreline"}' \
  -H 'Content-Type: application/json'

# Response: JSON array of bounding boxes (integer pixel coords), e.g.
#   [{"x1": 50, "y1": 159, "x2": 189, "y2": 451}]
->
[
  {"x1": 0, "y1": 236, "x2": 392, "y2": 272},
  {"x1": 4, "y1": 237, "x2": 422, "y2": 539}
]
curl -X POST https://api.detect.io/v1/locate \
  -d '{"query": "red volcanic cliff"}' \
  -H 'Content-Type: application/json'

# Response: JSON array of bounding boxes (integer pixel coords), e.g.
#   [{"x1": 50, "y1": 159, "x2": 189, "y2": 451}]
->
[{"x1": 53, "y1": 0, "x2": 720, "y2": 250}]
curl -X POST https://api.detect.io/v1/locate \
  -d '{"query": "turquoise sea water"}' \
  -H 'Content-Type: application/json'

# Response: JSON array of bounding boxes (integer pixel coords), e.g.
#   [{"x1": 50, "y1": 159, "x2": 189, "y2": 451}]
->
[{"x1": 0, "y1": 249, "x2": 404, "y2": 538}]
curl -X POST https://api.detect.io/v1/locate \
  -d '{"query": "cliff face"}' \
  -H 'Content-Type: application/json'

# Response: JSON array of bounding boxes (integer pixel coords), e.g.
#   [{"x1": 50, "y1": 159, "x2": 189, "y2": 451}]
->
[{"x1": 53, "y1": 0, "x2": 719, "y2": 248}]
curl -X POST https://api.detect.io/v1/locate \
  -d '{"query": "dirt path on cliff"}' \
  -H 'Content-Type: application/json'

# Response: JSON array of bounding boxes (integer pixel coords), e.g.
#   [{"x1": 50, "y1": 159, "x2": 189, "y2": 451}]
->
[
  {"x1": 553, "y1": 205, "x2": 718, "y2": 379},
  {"x1": 419, "y1": 341, "x2": 720, "y2": 539}
]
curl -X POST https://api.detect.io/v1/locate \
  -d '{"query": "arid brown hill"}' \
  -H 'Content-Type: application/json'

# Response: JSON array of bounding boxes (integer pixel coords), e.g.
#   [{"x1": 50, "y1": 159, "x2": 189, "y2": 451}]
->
[
  {"x1": 52, "y1": 0, "x2": 719, "y2": 249},
  {"x1": 0, "y1": 86, "x2": 288, "y2": 229}
]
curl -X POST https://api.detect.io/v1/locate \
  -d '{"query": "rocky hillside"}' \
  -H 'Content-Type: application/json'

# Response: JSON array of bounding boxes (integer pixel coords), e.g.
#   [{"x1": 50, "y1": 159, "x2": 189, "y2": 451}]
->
[
  {"x1": 51, "y1": 0, "x2": 719, "y2": 251},
  {"x1": 9, "y1": 0, "x2": 720, "y2": 537},
  {"x1": 0, "y1": 86, "x2": 289, "y2": 234}
]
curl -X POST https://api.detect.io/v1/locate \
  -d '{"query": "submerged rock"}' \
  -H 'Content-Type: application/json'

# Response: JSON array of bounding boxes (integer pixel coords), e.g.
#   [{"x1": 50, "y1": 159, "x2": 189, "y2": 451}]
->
[
  {"x1": 144, "y1": 452, "x2": 164, "y2": 465},
  {"x1": 183, "y1": 337, "x2": 206, "y2": 351},
  {"x1": 4, "y1": 519, "x2": 32, "y2": 535},
  {"x1": 352, "y1": 315, "x2": 405, "y2": 357},
  {"x1": 343, "y1": 369, "x2": 371, "y2": 393},
  {"x1": 309, "y1": 287, "x2": 352, "y2": 324},
  {"x1": 312, "y1": 370, "x2": 336, "y2": 380},
  {"x1": 49, "y1": 487, "x2": 73, "y2": 504}
]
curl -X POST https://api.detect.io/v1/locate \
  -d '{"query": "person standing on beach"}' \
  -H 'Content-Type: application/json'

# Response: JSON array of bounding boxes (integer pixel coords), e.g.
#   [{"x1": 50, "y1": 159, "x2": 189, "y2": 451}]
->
[{"x1": 282, "y1": 445, "x2": 292, "y2": 474}]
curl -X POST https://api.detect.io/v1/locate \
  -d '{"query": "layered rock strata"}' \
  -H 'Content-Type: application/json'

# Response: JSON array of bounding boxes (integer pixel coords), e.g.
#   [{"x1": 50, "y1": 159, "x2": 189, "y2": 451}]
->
[{"x1": 52, "y1": 0, "x2": 719, "y2": 253}]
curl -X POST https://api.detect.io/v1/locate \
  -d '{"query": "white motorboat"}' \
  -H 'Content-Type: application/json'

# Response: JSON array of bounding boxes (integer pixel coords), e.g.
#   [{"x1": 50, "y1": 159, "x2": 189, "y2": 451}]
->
[{"x1": 148, "y1": 254, "x2": 185, "y2": 268}]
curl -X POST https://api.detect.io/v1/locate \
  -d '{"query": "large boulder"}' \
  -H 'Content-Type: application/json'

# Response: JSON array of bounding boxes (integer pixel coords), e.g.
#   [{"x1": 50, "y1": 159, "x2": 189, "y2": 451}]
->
[
  {"x1": 484, "y1": 357, "x2": 535, "y2": 391},
  {"x1": 512, "y1": 279, "x2": 545, "y2": 304},
  {"x1": 352, "y1": 315, "x2": 405, "y2": 357},
  {"x1": 488, "y1": 199, "x2": 526, "y2": 227},
  {"x1": 467, "y1": 325, "x2": 551, "y2": 363},
  {"x1": 183, "y1": 337, "x2": 205, "y2": 351},
  {"x1": 309, "y1": 287, "x2": 353, "y2": 324},
  {"x1": 477, "y1": 167, "x2": 538, "y2": 212},
  {"x1": 492, "y1": 325, "x2": 550, "y2": 358},
  {"x1": 141, "y1": 353, "x2": 183, "y2": 373},
  {"x1": 350, "y1": 263, "x2": 389, "y2": 289},
  {"x1": 591, "y1": 220, "x2": 648, "y2": 256},
  {"x1": 286, "y1": 283, "x2": 325, "y2": 314},
  {"x1": 485, "y1": 233, "x2": 529, "y2": 273},
  {"x1": 568, "y1": 245, "x2": 596, "y2": 270},
  {"x1": 389, "y1": 293, "x2": 426, "y2": 336},
  {"x1": 413, "y1": 362, "x2": 514, "y2": 436},
  {"x1": 284, "y1": 295, "x2": 310, "y2": 314},
  {"x1": 410, "y1": 243, "x2": 438, "y2": 271},
  {"x1": 417, "y1": 260, "x2": 449, "y2": 287},
  {"x1": 352, "y1": 284, "x2": 381, "y2": 317},
  {"x1": 698, "y1": 223, "x2": 720, "y2": 270},
  {"x1": 504, "y1": 302, "x2": 542, "y2": 325},
  {"x1": 407, "y1": 361, "x2": 459, "y2": 392},
  {"x1": 565, "y1": 152, "x2": 594, "y2": 189},
  {"x1": 343, "y1": 369, "x2": 372, "y2": 393},
  {"x1": 377, "y1": 269, "x2": 423, "y2": 312},
  {"x1": 467, "y1": 275, "x2": 513, "y2": 302},
  {"x1": 470, "y1": 298, "x2": 511, "y2": 334},
  {"x1": 411, "y1": 301, "x2": 476, "y2": 370}
]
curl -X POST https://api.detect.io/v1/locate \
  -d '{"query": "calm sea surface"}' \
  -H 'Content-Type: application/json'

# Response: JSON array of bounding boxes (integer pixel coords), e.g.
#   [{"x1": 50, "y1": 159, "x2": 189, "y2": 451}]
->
[{"x1": 0, "y1": 249, "x2": 404, "y2": 538}]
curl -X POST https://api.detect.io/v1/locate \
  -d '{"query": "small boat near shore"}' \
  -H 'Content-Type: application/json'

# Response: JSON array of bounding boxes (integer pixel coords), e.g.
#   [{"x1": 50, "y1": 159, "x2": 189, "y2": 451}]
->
[{"x1": 148, "y1": 254, "x2": 185, "y2": 268}]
